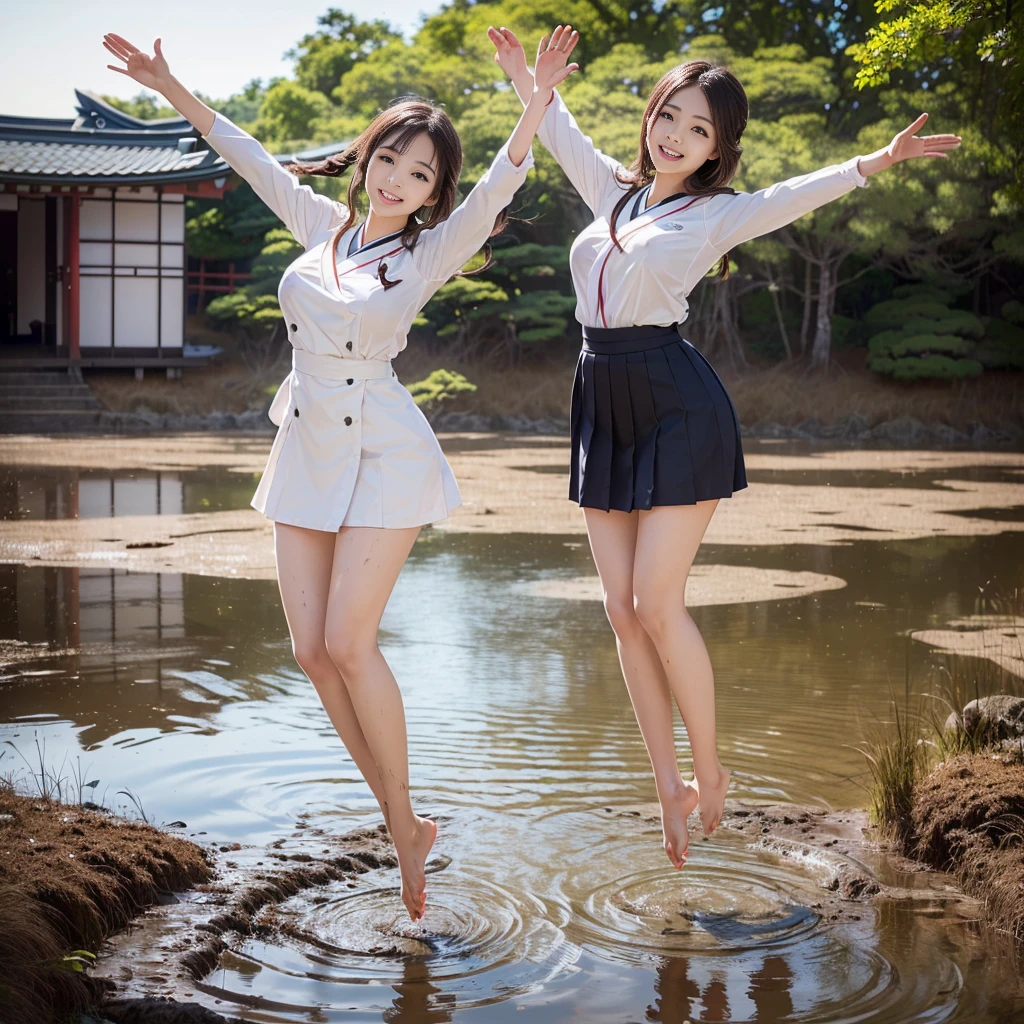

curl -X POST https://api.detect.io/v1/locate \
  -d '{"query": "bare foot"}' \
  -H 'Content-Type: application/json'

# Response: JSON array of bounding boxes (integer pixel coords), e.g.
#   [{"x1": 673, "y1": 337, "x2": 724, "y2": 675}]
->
[
  {"x1": 659, "y1": 778, "x2": 698, "y2": 869},
  {"x1": 394, "y1": 815, "x2": 437, "y2": 921},
  {"x1": 693, "y1": 767, "x2": 731, "y2": 836}
]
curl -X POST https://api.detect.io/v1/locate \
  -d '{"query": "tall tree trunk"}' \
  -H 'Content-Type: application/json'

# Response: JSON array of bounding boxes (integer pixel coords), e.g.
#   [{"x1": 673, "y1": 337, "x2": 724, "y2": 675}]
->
[
  {"x1": 799, "y1": 259, "x2": 813, "y2": 355},
  {"x1": 767, "y1": 277, "x2": 793, "y2": 360},
  {"x1": 810, "y1": 259, "x2": 836, "y2": 370},
  {"x1": 704, "y1": 276, "x2": 749, "y2": 372}
]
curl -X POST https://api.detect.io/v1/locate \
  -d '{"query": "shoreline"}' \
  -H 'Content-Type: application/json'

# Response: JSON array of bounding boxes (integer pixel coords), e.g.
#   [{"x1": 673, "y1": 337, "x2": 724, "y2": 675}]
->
[
  {"x1": 6, "y1": 407, "x2": 1023, "y2": 448},
  {"x1": 0, "y1": 785, "x2": 988, "y2": 1024}
]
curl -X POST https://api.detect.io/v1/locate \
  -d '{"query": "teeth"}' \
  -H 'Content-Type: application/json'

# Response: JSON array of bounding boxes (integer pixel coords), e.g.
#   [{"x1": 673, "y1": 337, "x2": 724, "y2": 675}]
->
[
  {"x1": 661, "y1": 146, "x2": 682, "y2": 158},
  {"x1": 380, "y1": 189, "x2": 401, "y2": 202}
]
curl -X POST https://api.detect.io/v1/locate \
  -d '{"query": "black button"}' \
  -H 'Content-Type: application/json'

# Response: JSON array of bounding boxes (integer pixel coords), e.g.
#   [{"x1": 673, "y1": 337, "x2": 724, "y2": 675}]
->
[
  {"x1": 294, "y1": 408, "x2": 299, "y2": 417},
  {"x1": 345, "y1": 341, "x2": 353, "y2": 351},
  {"x1": 290, "y1": 323, "x2": 298, "y2": 332},
  {"x1": 347, "y1": 378, "x2": 353, "y2": 385},
  {"x1": 344, "y1": 416, "x2": 352, "y2": 426}
]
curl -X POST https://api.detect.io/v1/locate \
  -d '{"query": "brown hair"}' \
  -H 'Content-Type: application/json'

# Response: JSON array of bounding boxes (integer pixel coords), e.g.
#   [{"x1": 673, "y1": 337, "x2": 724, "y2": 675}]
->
[
  {"x1": 288, "y1": 97, "x2": 509, "y2": 288},
  {"x1": 611, "y1": 61, "x2": 749, "y2": 279}
]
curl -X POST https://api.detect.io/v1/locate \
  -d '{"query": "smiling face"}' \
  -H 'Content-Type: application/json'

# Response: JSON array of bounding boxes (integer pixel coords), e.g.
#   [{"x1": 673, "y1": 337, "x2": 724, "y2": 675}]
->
[
  {"x1": 645, "y1": 85, "x2": 719, "y2": 187},
  {"x1": 363, "y1": 129, "x2": 440, "y2": 222}
]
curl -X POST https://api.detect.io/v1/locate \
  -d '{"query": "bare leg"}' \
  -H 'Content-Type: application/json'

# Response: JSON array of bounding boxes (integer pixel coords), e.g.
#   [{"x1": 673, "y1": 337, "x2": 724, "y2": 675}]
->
[
  {"x1": 273, "y1": 522, "x2": 391, "y2": 829},
  {"x1": 584, "y1": 508, "x2": 698, "y2": 869},
  {"x1": 324, "y1": 525, "x2": 436, "y2": 922},
  {"x1": 633, "y1": 502, "x2": 731, "y2": 835}
]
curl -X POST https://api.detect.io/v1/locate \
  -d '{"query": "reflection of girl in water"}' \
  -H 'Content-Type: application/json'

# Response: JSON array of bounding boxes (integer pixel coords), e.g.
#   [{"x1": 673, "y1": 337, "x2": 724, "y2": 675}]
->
[
  {"x1": 102, "y1": 31, "x2": 574, "y2": 921},
  {"x1": 493, "y1": 25, "x2": 960, "y2": 869}
]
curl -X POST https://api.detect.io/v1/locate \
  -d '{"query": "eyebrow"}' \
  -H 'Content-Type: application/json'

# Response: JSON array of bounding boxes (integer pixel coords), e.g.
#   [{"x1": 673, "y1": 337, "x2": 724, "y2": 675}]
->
[
  {"x1": 663, "y1": 103, "x2": 713, "y2": 125},
  {"x1": 379, "y1": 145, "x2": 436, "y2": 173}
]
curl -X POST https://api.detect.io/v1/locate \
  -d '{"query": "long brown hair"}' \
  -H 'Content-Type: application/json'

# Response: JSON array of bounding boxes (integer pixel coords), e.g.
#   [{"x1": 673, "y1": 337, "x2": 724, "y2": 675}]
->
[
  {"x1": 611, "y1": 61, "x2": 749, "y2": 278},
  {"x1": 288, "y1": 97, "x2": 509, "y2": 288}
]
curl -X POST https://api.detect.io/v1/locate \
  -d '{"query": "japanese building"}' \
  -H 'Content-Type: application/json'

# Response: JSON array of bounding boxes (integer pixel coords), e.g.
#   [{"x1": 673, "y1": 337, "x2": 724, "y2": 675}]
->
[{"x1": 0, "y1": 90, "x2": 344, "y2": 372}]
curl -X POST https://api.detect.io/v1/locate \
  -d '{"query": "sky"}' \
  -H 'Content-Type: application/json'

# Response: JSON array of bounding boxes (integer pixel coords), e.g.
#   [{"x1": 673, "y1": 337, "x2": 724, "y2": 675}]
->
[{"x1": 3, "y1": 0, "x2": 441, "y2": 119}]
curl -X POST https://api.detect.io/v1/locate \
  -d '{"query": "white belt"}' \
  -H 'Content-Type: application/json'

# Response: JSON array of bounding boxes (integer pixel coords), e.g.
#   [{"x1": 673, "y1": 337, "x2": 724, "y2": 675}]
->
[{"x1": 292, "y1": 348, "x2": 394, "y2": 381}]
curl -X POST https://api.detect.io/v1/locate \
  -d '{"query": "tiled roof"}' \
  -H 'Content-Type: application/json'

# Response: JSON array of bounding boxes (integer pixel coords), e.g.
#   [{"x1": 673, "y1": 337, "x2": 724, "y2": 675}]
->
[
  {"x1": 0, "y1": 138, "x2": 224, "y2": 184},
  {"x1": 0, "y1": 89, "x2": 348, "y2": 186}
]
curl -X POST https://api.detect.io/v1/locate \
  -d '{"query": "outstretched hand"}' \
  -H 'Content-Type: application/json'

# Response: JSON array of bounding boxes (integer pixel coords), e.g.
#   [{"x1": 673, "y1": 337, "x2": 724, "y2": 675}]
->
[
  {"x1": 488, "y1": 24, "x2": 579, "y2": 97},
  {"x1": 534, "y1": 25, "x2": 580, "y2": 93},
  {"x1": 488, "y1": 26, "x2": 529, "y2": 85},
  {"x1": 103, "y1": 34, "x2": 170, "y2": 92},
  {"x1": 886, "y1": 113, "x2": 961, "y2": 164}
]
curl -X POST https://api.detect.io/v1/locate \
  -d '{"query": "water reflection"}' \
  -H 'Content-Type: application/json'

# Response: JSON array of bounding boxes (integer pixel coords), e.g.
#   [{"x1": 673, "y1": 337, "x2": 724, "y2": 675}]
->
[
  {"x1": 0, "y1": 464, "x2": 256, "y2": 520},
  {"x1": 1, "y1": 520, "x2": 1023, "y2": 1020}
]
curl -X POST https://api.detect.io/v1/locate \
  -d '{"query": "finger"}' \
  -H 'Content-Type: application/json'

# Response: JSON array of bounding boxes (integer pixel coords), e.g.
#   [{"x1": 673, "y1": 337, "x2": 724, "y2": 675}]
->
[
  {"x1": 503, "y1": 27, "x2": 523, "y2": 48},
  {"x1": 549, "y1": 25, "x2": 564, "y2": 49},
  {"x1": 103, "y1": 37, "x2": 131, "y2": 60},
  {"x1": 537, "y1": 35, "x2": 549, "y2": 60},
  {"x1": 901, "y1": 112, "x2": 928, "y2": 136},
  {"x1": 564, "y1": 30, "x2": 580, "y2": 58},
  {"x1": 552, "y1": 64, "x2": 579, "y2": 85},
  {"x1": 102, "y1": 40, "x2": 127, "y2": 62},
  {"x1": 154, "y1": 37, "x2": 163, "y2": 58},
  {"x1": 557, "y1": 25, "x2": 573, "y2": 50},
  {"x1": 108, "y1": 33, "x2": 140, "y2": 54},
  {"x1": 106, "y1": 65, "x2": 133, "y2": 77}
]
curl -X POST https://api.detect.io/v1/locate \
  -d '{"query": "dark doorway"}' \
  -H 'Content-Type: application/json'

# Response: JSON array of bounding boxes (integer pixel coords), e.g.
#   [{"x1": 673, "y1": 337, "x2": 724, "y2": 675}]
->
[{"x1": 0, "y1": 210, "x2": 15, "y2": 342}]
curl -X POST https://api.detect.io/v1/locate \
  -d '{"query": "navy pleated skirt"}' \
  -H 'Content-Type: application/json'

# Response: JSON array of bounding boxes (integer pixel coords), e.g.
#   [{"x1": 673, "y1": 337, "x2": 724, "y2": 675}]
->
[{"x1": 569, "y1": 324, "x2": 747, "y2": 512}]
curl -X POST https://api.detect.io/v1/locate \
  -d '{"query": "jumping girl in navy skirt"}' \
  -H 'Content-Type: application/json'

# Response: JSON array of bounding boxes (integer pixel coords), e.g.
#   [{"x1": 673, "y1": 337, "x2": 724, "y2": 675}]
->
[{"x1": 491, "y1": 25, "x2": 960, "y2": 868}]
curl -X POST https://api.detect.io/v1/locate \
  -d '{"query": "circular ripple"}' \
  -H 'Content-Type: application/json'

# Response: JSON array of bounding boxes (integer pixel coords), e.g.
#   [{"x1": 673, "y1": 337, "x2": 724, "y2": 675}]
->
[
  {"x1": 212, "y1": 868, "x2": 579, "y2": 1016},
  {"x1": 556, "y1": 829, "x2": 963, "y2": 1023}
]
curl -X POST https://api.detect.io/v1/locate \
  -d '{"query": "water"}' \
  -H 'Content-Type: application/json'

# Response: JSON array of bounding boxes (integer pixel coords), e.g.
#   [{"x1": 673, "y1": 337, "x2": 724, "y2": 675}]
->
[{"x1": 1, "y1": 448, "x2": 1023, "y2": 1022}]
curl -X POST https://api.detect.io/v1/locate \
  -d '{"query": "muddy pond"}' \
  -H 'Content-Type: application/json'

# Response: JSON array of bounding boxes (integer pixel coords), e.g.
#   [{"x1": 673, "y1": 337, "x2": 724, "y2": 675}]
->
[{"x1": 1, "y1": 435, "x2": 1022, "y2": 1023}]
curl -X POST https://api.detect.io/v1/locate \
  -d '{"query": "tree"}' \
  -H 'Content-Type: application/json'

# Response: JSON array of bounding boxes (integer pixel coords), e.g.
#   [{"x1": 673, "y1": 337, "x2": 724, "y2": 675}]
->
[{"x1": 287, "y1": 9, "x2": 401, "y2": 99}]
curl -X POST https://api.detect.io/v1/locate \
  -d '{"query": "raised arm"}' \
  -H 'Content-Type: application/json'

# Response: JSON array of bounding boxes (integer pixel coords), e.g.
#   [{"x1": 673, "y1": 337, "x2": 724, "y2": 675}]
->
[
  {"x1": 704, "y1": 156, "x2": 869, "y2": 252},
  {"x1": 491, "y1": 26, "x2": 626, "y2": 217},
  {"x1": 706, "y1": 112, "x2": 962, "y2": 252},
  {"x1": 103, "y1": 33, "x2": 345, "y2": 248},
  {"x1": 413, "y1": 29, "x2": 577, "y2": 282}
]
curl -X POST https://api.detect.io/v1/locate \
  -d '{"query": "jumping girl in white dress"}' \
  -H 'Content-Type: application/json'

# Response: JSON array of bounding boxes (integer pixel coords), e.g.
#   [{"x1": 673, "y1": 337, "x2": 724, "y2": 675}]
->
[
  {"x1": 103, "y1": 31, "x2": 578, "y2": 921},
  {"x1": 492, "y1": 25, "x2": 961, "y2": 870}
]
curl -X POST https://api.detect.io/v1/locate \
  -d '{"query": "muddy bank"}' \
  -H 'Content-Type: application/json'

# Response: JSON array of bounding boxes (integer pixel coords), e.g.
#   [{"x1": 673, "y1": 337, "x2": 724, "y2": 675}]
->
[
  {"x1": 0, "y1": 788, "x2": 214, "y2": 1024},
  {"x1": 907, "y1": 752, "x2": 1024, "y2": 942}
]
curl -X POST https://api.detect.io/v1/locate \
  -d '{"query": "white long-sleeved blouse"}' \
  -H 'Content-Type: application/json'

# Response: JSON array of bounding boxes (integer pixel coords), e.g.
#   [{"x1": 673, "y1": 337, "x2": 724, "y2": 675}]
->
[
  {"x1": 200, "y1": 113, "x2": 533, "y2": 531},
  {"x1": 537, "y1": 92, "x2": 869, "y2": 330}
]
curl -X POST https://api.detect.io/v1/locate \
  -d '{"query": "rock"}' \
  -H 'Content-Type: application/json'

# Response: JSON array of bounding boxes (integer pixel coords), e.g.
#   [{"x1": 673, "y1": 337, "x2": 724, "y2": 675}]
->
[
  {"x1": 944, "y1": 695, "x2": 1024, "y2": 744},
  {"x1": 870, "y1": 416, "x2": 928, "y2": 444}
]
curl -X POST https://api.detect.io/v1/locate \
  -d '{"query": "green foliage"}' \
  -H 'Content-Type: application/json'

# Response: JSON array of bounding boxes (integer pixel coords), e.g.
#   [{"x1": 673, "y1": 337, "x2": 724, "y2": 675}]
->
[
  {"x1": 865, "y1": 290, "x2": 989, "y2": 379},
  {"x1": 406, "y1": 368, "x2": 477, "y2": 411},
  {"x1": 190, "y1": 0, "x2": 1021, "y2": 375},
  {"x1": 978, "y1": 317, "x2": 1024, "y2": 371},
  {"x1": 100, "y1": 93, "x2": 178, "y2": 120},
  {"x1": 251, "y1": 80, "x2": 335, "y2": 144},
  {"x1": 287, "y1": 10, "x2": 400, "y2": 98}
]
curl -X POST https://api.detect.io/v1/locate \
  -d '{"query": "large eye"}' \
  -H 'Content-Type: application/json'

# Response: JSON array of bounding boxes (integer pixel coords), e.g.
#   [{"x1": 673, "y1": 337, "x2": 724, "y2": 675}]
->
[
  {"x1": 379, "y1": 154, "x2": 394, "y2": 164},
  {"x1": 413, "y1": 171, "x2": 428, "y2": 182},
  {"x1": 692, "y1": 125, "x2": 709, "y2": 138},
  {"x1": 660, "y1": 111, "x2": 674, "y2": 121}
]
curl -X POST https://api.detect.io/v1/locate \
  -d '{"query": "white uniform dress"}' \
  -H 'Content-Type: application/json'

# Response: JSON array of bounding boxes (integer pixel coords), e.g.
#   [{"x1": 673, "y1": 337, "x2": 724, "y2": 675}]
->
[
  {"x1": 535, "y1": 92, "x2": 870, "y2": 511},
  {"x1": 201, "y1": 113, "x2": 534, "y2": 531}
]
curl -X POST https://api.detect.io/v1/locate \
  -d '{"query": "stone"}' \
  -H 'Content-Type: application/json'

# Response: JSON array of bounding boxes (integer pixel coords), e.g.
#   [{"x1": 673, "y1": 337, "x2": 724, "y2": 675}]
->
[{"x1": 944, "y1": 695, "x2": 1024, "y2": 744}]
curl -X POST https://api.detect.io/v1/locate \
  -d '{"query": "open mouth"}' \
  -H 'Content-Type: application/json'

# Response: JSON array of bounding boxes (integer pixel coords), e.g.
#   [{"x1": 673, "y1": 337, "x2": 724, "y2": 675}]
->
[
  {"x1": 378, "y1": 188, "x2": 403, "y2": 205},
  {"x1": 658, "y1": 145, "x2": 683, "y2": 161}
]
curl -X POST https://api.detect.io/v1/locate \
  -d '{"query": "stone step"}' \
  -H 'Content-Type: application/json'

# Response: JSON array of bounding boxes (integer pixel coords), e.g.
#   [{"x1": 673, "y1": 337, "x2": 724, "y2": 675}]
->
[
  {"x1": 0, "y1": 385, "x2": 98, "y2": 399},
  {"x1": 0, "y1": 409, "x2": 105, "y2": 433},
  {"x1": 0, "y1": 394, "x2": 102, "y2": 410}
]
